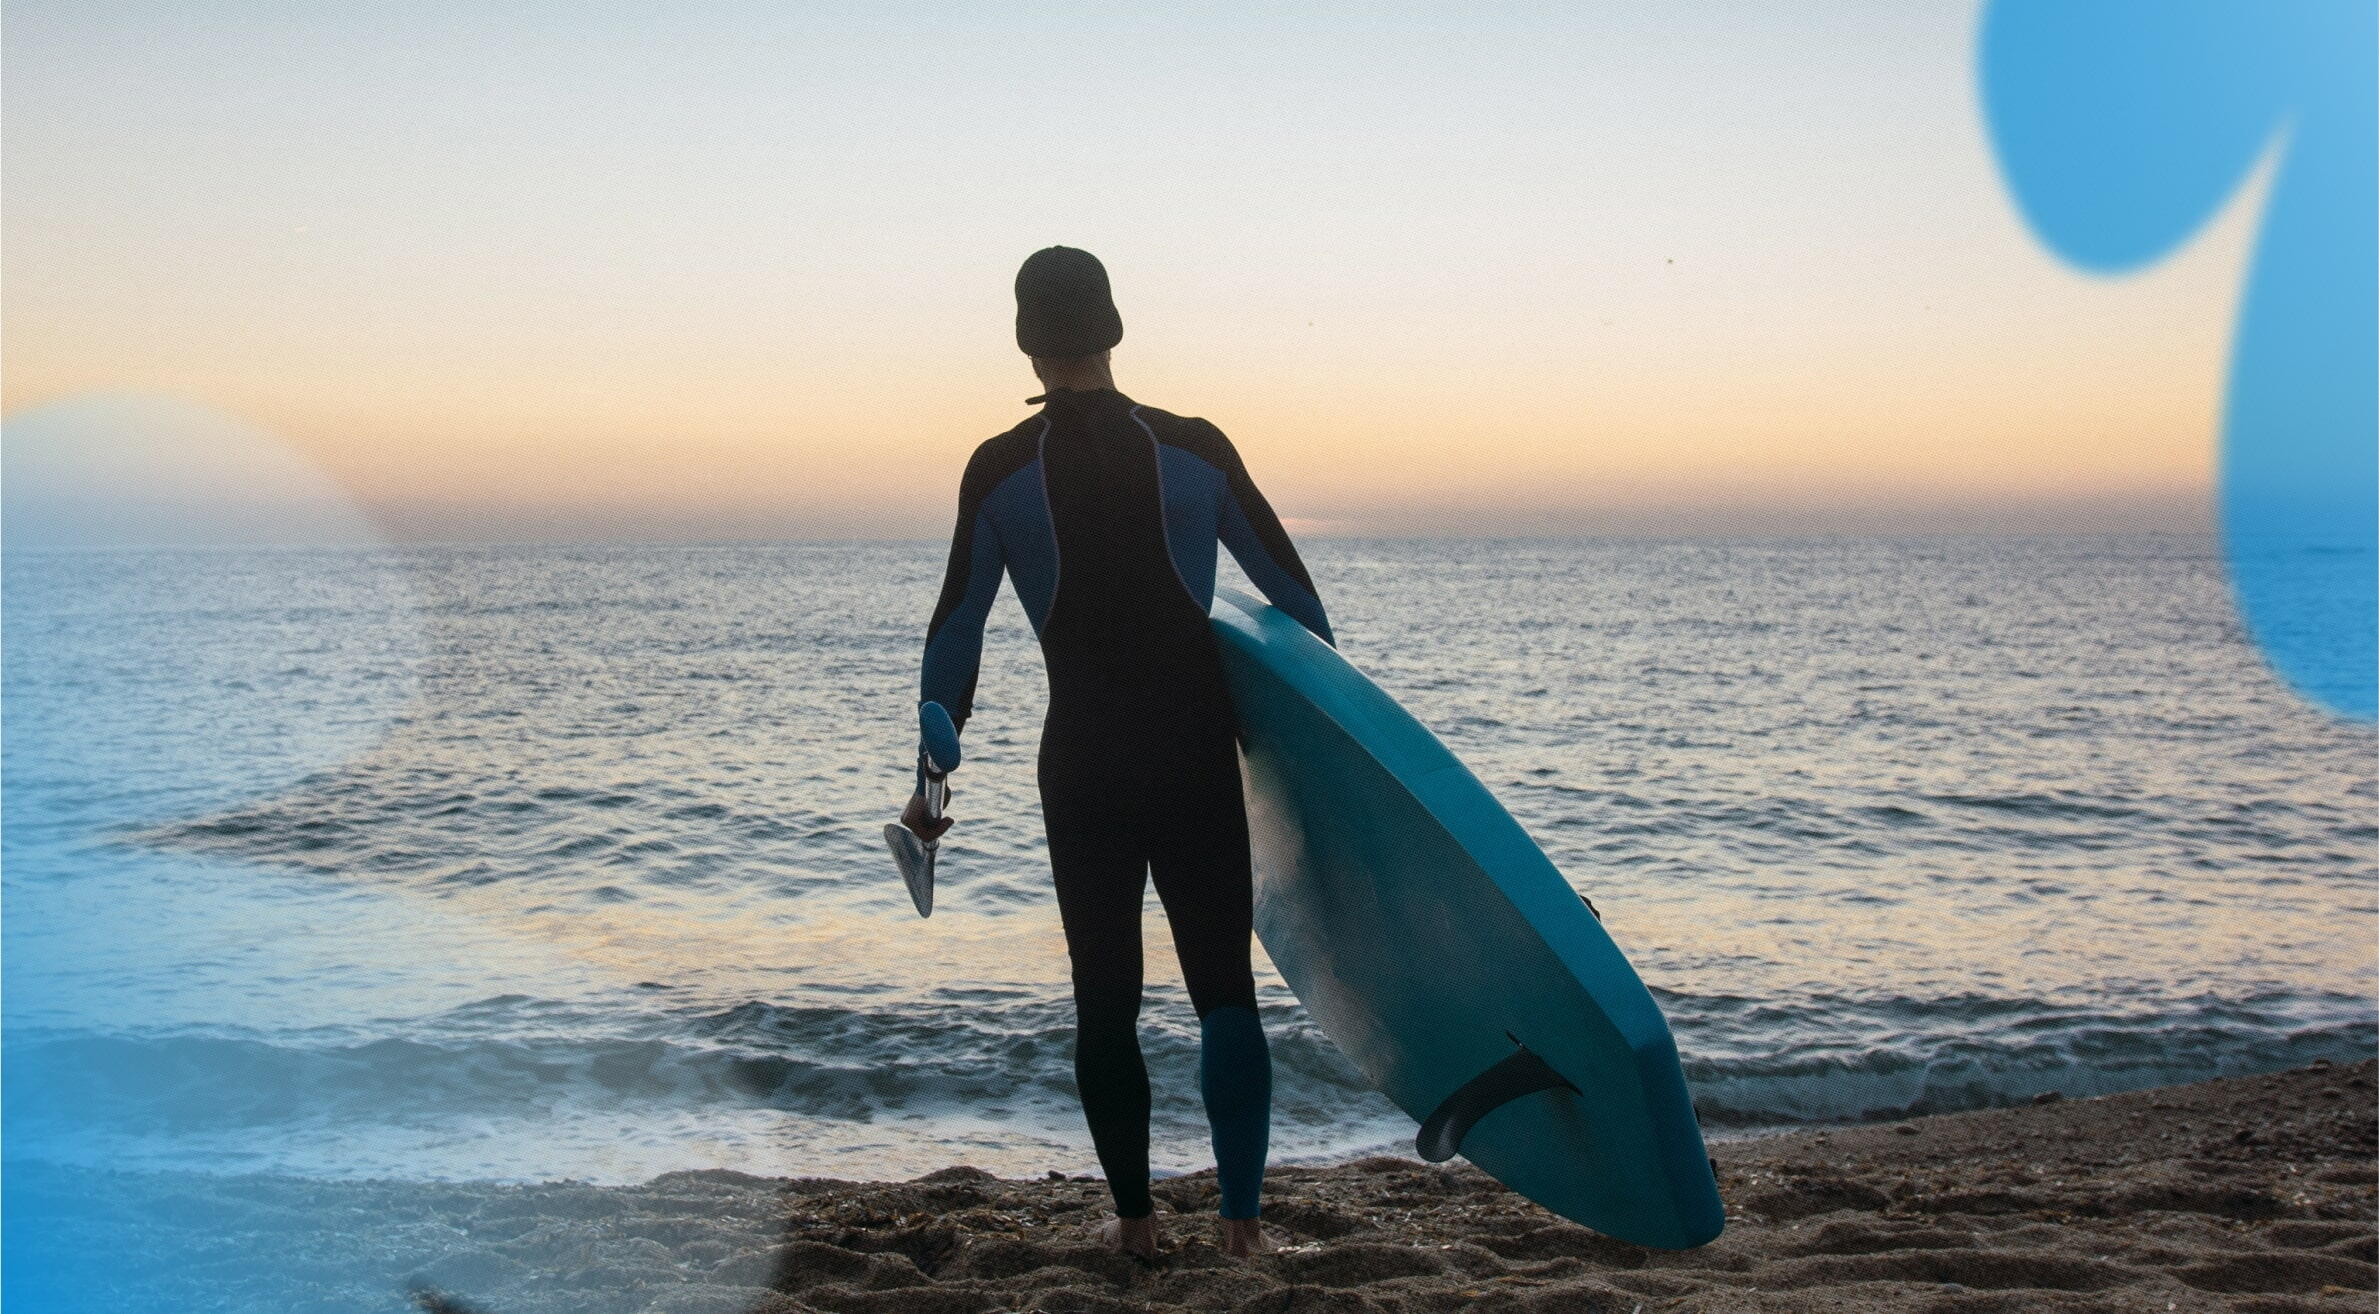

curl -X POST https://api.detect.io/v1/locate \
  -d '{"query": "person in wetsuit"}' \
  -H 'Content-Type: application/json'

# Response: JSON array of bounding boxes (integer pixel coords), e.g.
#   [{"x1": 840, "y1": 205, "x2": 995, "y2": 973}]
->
[{"x1": 900, "y1": 247, "x2": 1332, "y2": 1260}]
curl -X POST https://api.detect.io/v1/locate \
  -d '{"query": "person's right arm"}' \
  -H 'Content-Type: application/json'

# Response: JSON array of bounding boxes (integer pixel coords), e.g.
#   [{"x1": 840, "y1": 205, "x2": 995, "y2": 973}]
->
[
  {"x1": 1206, "y1": 421, "x2": 1334, "y2": 646},
  {"x1": 919, "y1": 444, "x2": 1008, "y2": 733},
  {"x1": 908, "y1": 445, "x2": 1007, "y2": 836}
]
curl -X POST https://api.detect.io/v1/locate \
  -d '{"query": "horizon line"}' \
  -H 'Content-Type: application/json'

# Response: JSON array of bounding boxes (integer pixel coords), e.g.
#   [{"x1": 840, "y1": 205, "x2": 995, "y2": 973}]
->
[{"x1": 0, "y1": 528, "x2": 2231, "y2": 555}]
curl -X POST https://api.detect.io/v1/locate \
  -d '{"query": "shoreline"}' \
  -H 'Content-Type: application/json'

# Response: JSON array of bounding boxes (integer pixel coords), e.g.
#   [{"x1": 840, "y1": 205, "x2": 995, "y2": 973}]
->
[{"x1": 14, "y1": 1059, "x2": 2374, "y2": 1313}]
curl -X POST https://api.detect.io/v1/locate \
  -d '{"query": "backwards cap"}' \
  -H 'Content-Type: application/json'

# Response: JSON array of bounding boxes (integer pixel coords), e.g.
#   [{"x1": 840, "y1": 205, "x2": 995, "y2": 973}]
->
[{"x1": 1014, "y1": 246, "x2": 1123, "y2": 358}]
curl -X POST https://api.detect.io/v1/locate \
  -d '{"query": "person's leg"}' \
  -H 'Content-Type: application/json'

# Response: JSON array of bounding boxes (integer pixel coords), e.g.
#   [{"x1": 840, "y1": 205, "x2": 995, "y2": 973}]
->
[
  {"x1": 1045, "y1": 807, "x2": 1157, "y2": 1223},
  {"x1": 1148, "y1": 755, "x2": 1271, "y2": 1227}
]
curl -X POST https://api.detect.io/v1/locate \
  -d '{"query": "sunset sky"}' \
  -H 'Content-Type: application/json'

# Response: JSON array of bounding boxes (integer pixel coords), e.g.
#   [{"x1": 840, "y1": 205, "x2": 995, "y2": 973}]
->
[{"x1": 4, "y1": 1, "x2": 2254, "y2": 542}]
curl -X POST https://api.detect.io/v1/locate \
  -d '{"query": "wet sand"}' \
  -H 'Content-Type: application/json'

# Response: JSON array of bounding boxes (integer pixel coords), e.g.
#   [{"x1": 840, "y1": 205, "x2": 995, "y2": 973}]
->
[
  {"x1": 418, "y1": 1059, "x2": 2377, "y2": 1313},
  {"x1": 29, "y1": 1060, "x2": 2375, "y2": 1313}
]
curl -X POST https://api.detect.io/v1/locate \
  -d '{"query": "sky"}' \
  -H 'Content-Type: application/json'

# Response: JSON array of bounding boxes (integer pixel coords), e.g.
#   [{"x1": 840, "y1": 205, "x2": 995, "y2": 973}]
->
[{"x1": 2, "y1": 1, "x2": 2255, "y2": 542}]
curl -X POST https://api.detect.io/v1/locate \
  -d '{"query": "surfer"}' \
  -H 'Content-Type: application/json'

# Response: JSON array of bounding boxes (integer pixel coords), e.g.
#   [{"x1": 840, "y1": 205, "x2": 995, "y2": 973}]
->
[{"x1": 900, "y1": 247, "x2": 1333, "y2": 1260}]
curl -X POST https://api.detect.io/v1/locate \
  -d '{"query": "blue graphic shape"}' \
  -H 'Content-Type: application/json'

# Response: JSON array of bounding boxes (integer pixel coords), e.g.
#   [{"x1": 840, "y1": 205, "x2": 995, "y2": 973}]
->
[
  {"x1": 1982, "y1": 0, "x2": 2377, "y2": 720},
  {"x1": 3, "y1": 394, "x2": 431, "y2": 1311}
]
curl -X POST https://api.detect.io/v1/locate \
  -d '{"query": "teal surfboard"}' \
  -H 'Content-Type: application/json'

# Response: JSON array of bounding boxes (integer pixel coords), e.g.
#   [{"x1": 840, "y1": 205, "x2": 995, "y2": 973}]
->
[{"x1": 1210, "y1": 589, "x2": 1724, "y2": 1249}]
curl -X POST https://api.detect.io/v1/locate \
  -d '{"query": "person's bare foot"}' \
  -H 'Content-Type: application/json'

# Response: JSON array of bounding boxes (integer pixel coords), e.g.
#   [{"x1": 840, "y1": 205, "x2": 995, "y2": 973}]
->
[
  {"x1": 1218, "y1": 1215, "x2": 1279, "y2": 1258},
  {"x1": 1096, "y1": 1213, "x2": 1161, "y2": 1260}
]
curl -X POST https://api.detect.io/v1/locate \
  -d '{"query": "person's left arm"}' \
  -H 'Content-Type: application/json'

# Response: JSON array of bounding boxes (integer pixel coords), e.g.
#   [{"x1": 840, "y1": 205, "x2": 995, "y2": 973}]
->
[{"x1": 1209, "y1": 421, "x2": 1335, "y2": 646}]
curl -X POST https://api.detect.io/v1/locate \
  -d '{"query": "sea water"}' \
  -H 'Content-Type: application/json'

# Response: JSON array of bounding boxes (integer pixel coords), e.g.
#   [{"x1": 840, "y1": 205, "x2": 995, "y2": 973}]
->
[{"x1": 3, "y1": 536, "x2": 2371, "y2": 1186}]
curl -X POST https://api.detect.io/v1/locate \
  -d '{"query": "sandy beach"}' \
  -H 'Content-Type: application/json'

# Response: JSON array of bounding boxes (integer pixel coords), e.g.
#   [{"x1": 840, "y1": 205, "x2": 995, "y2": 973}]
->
[{"x1": 23, "y1": 1058, "x2": 2365, "y2": 1314}]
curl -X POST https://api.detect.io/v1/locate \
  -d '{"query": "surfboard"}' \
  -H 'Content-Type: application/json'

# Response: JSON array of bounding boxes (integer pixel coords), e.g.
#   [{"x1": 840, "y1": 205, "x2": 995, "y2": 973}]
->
[{"x1": 1209, "y1": 588, "x2": 1725, "y2": 1249}]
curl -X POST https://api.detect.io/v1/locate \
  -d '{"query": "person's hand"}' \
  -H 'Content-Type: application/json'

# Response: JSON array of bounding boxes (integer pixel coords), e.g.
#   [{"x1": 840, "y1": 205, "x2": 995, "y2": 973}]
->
[{"x1": 901, "y1": 788, "x2": 953, "y2": 844}]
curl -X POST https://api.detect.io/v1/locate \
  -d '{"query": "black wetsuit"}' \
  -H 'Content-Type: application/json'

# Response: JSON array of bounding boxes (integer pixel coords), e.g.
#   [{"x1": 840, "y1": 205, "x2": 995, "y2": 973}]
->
[{"x1": 918, "y1": 386, "x2": 1331, "y2": 1220}]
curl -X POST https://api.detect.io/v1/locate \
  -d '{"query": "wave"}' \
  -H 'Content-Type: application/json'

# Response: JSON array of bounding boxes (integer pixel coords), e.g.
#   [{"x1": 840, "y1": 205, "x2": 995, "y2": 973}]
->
[
  {"x1": 1685, "y1": 1021, "x2": 2374, "y2": 1128},
  {"x1": 0, "y1": 997, "x2": 1373, "y2": 1139},
  {"x1": 6, "y1": 991, "x2": 2370, "y2": 1163}
]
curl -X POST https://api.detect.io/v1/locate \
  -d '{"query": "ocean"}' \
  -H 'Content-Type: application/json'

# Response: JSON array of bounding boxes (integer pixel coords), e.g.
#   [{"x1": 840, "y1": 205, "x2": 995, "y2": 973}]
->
[{"x1": 3, "y1": 536, "x2": 2372, "y2": 1188}]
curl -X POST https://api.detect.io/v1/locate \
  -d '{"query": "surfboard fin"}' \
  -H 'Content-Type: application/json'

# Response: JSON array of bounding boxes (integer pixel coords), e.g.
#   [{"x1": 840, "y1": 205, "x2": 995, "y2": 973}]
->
[{"x1": 1415, "y1": 1039, "x2": 1579, "y2": 1163}]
